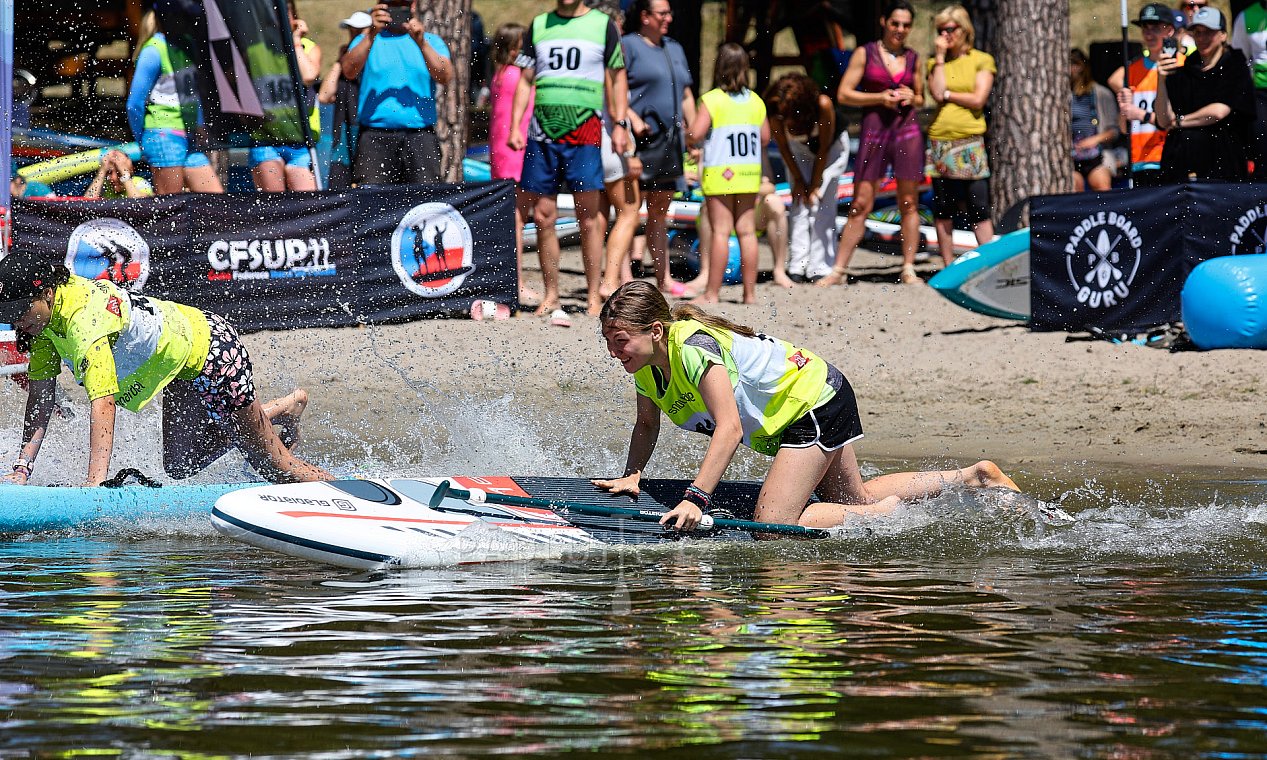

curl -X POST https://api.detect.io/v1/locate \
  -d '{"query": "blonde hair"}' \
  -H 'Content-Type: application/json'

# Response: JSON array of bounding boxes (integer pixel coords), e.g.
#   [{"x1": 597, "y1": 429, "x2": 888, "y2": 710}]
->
[
  {"x1": 600, "y1": 281, "x2": 757, "y2": 337},
  {"x1": 134, "y1": 11, "x2": 160, "y2": 61},
  {"x1": 932, "y1": 5, "x2": 975, "y2": 53}
]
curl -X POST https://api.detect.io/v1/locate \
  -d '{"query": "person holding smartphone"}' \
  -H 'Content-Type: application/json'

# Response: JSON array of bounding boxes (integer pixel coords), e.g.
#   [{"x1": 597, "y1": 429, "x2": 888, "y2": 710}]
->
[
  {"x1": 1155, "y1": 7, "x2": 1256, "y2": 182},
  {"x1": 1111, "y1": 3, "x2": 1183, "y2": 187},
  {"x1": 340, "y1": 1, "x2": 454, "y2": 185}
]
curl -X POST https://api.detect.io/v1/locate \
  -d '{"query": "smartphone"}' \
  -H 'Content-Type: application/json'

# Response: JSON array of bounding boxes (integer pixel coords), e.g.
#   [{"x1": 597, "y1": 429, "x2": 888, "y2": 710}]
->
[
  {"x1": 386, "y1": 0, "x2": 412, "y2": 29},
  {"x1": 1161, "y1": 37, "x2": 1178, "y2": 56}
]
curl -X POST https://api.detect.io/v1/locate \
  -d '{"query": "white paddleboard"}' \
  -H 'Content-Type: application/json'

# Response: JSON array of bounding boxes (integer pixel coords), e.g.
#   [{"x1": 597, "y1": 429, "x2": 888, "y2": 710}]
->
[
  {"x1": 928, "y1": 229, "x2": 1031, "y2": 321},
  {"x1": 212, "y1": 477, "x2": 604, "y2": 570}
]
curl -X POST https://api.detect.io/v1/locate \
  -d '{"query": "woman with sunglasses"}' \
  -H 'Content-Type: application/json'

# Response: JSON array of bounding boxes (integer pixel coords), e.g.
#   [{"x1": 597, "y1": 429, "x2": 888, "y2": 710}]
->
[
  {"x1": 925, "y1": 6, "x2": 995, "y2": 270},
  {"x1": 1156, "y1": 7, "x2": 1255, "y2": 182},
  {"x1": 820, "y1": 0, "x2": 924, "y2": 287}
]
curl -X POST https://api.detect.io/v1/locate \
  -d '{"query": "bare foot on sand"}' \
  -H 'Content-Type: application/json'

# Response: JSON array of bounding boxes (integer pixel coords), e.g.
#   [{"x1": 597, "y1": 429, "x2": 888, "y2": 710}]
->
[
  {"x1": 815, "y1": 271, "x2": 846, "y2": 288},
  {"x1": 773, "y1": 271, "x2": 797, "y2": 288}
]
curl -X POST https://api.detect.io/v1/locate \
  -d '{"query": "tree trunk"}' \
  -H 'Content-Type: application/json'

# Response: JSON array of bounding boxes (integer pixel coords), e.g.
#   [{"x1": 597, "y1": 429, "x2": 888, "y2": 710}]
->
[
  {"x1": 420, "y1": 0, "x2": 472, "y2": 182},
  {"x1": 989, "y1": 0, "x2": 1072, "y2": 223}
]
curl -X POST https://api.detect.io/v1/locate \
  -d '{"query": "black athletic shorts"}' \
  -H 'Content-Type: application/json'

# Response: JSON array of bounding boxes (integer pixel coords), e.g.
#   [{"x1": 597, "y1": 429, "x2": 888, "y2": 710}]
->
[{"x1": 779, "y1": 364, "x2": 864, "y2": 452}]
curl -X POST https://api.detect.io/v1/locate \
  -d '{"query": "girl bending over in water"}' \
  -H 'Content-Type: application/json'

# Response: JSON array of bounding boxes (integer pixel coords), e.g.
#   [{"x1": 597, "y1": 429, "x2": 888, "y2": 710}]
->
[{"x1": 593, "y1": 281, "x2": 1018, "y2": 531}]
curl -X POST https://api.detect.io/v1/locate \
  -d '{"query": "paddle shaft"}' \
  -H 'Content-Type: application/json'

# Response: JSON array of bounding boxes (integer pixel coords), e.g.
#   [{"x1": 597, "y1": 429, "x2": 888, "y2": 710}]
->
[{"x1": 430, "y1": 480, "x2": 831, "y2": 539}]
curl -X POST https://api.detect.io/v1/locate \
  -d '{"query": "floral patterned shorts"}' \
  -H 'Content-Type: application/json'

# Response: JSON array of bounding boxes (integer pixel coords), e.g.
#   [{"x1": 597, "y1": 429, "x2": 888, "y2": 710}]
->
[{"x1": 189, "y1": 312, "x2": 256, "y2": 422}]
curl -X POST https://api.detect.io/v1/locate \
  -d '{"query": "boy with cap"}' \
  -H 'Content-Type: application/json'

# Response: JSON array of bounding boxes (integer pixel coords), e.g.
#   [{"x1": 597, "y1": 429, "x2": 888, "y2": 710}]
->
[
  {"x1": 0, "y1": 254, "x2": 332, "y2": 487},
  {"x1": 1111, "y1": 2, "x2": 1184, "y2": 187}
]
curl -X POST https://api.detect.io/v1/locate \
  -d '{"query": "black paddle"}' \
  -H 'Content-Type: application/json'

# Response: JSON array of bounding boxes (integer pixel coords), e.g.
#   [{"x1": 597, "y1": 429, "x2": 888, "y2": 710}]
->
[{"x1": 427, "y1": 479, "x2": 833, "y2": 539}]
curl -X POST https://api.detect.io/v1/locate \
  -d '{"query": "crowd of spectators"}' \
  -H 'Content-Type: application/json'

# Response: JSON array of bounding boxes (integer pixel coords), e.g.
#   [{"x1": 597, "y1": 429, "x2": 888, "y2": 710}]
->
[{"x1": 33, "y1": 0, "x2": 1267, "y2": 312}]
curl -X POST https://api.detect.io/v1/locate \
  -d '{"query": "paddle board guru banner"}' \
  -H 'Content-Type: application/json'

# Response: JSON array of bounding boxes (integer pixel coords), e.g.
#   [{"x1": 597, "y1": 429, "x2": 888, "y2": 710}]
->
[
  {"x1": 11, "y1": 183, "x2": 517, "y2": 332},
  {"x1": 1030, "y1": 182, "x2": 1267, "y2": 333}
]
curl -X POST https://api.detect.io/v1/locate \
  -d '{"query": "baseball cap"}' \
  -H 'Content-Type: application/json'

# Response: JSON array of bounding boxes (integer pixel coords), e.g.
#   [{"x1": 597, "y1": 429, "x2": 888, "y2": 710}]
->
[
  {"x1": 1189, "y1": 6, "x2": 1225, "y2": 30},
  {"x1": 340, "y1": 11, "x2": 373, "y2": 29},
  {"x1": 1133, "y1": 3, "x2": 1176, "y2": 25},
  {"x1": 0, "y1": 254, "x2": 61, "y2": 322}
]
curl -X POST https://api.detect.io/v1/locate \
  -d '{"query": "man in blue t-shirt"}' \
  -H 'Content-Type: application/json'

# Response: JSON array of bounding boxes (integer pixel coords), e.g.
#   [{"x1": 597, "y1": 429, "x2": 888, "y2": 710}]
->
[{"x1": 341, "y1": 1, "x2": 454, "y2": 184}]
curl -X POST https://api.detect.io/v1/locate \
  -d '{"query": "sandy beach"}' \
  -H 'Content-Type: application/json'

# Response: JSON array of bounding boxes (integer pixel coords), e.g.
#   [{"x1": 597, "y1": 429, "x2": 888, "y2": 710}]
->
[
  {"x1": 5, "y1": 242, "x2": 1267, "y2": 484},
  {"x1": 249, "y1": 242, "x2": 1267, "y2": 478}
]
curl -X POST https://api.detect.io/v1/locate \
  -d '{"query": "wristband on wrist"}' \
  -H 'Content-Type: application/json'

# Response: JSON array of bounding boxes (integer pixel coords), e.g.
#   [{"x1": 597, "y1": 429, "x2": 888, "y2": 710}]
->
[
  {"x1": 13, "y1": 457, "x2": 31, "y2": 477},
  {"x1": 682, "y1": 484, "x2": 712, "y2": 510}
]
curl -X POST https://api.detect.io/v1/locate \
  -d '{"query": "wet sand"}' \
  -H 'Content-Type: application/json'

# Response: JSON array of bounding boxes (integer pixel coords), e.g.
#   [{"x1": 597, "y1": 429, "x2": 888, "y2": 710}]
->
[{"x1": 4, "y1": 242, "x2": 1266, "y2": 481}]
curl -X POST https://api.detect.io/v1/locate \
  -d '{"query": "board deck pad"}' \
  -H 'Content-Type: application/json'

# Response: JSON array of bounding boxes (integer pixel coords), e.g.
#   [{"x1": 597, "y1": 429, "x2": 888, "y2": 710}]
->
[{"x1": 509, "y1": 477, "x2": 761, "y2": 544}]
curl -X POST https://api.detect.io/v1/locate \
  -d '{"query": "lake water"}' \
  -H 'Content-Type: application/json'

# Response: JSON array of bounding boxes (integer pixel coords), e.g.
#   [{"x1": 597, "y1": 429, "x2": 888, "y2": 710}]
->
[{"x1": 3, "y1": 462, "x2": 1267, "y2": 757}]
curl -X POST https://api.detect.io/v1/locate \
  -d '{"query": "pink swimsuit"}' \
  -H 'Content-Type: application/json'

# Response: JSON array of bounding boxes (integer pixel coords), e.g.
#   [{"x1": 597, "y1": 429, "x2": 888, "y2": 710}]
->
[
  {"x1": 853, "y1": 42, "x2": 925, "y2": 183},
  {"x1": 489, "y1": 65, "x2": 533, "y2": 181}
]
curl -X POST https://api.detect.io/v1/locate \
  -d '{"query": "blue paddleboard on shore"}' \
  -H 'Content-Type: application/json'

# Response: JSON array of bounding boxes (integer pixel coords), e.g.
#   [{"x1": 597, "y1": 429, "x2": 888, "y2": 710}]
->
[
  {"x1": 0, "y1": 481, "x2": 251, "y2": 533},
  {"x1": 929, "y1": 229, "x2": 1031, "y2": 321}
]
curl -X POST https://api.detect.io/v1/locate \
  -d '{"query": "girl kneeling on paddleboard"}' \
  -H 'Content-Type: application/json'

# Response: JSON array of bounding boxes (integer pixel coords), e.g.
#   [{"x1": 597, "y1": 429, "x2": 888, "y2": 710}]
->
[
  {"x1": 0, "y1": 254, "x2": 333, "y2": 486},
  {"x1": 593, "y1": 280, "x2": 1018, "y2": 530}
]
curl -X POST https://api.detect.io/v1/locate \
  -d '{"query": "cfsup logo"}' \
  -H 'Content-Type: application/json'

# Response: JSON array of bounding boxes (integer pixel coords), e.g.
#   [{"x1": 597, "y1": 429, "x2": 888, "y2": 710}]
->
[
  {"x1": 1062, "y1": 211, "x2": 1142, "y2": 309},
  {"x1": 66, "y1": 218, "x2": 150, "y2": 291},
  {"x1": 391, "y1": 203, "x2": 475, "y2": 298}
]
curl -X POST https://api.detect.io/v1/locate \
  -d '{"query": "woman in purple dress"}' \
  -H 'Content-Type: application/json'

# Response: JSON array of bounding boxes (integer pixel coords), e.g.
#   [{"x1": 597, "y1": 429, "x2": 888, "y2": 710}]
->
[{"x1": 819, "y1": 0, "x2": 926, "y2": 287}]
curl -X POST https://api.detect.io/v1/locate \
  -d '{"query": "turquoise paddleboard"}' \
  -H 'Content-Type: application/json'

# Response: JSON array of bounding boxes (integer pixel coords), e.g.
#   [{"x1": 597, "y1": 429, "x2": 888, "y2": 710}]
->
[
  {"x1": 0, "y1": 481, "x2": 252, "y2": 533},
  {"x1": 929, "y1": 229, "x2": 1031, "y2": 321}
]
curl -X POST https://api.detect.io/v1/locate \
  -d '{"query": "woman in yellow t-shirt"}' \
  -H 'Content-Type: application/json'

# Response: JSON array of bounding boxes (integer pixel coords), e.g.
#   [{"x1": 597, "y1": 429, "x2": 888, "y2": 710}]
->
[
  {"x1": 0, "y1": 254, "x2": 332, "y2": 487},
  {"x1": 926, "y1": 5, "x2": 996, "y2": 266}
]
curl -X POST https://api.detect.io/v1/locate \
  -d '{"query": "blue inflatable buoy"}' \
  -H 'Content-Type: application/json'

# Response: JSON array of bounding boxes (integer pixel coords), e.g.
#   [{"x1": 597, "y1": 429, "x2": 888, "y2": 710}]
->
[
  {"x1": 679, "y1": 231, "x2": 743, "y2": 285},
  {"x1": 1182, "y1": 254, "x2": 1267, "y2": 349}
]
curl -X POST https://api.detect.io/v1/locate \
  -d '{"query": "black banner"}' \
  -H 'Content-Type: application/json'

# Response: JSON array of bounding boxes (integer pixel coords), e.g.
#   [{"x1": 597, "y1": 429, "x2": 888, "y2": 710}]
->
[
  {"x1": 12, "y1": 183, "x2": 517, "y2": 332},
  {"x1": 1030, "y1": 182, "x2": 1267, "y2": 333}
]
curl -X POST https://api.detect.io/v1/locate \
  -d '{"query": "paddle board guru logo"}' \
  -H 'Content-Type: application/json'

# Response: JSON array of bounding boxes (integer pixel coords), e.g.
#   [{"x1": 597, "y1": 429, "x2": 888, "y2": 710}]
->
[
  {"x1": 66, "y1": 218, "x2": 150, "y2": 291},
  {"x1": 1062, "y1": 211, "x2": 1142, "y2": 309},
  {"x1": 391, "y1": 203, "x2": 475, "y2": 298},
  {"x1": 1228, "y1": 202, "x2": 1267, "y2": 255}
]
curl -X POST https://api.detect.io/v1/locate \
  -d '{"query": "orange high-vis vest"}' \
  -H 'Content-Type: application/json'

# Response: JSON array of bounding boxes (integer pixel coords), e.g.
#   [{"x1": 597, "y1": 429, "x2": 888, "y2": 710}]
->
[{"x1": 1127, "y1": 53, "x2": 1184, "y2": 169}]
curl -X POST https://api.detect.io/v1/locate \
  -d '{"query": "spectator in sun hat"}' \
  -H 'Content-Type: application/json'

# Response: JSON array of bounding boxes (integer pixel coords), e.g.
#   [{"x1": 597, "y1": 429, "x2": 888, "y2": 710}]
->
[
  {"x1": 1231, "y1": 0, "x2": 1267, "y2": 178},
  {"x1": 1156, "y1": 6, "x2": 1256, "y2": 182},
  {"x1": 1110, "y1": 2, "x2": 1182, "y2": 187}
]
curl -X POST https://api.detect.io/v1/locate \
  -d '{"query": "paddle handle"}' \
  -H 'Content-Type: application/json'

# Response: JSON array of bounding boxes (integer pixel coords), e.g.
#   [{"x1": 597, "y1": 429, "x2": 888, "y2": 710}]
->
[{"x1": 433, "y1": 480, "x2": 830, "y2": 539}]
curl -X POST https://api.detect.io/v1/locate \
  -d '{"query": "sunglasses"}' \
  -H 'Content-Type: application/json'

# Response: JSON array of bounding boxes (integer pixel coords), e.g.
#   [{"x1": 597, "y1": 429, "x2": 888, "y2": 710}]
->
[
  {"x1": 938, "y1": 25, "x2": 959, "y2": 34},
  {"x1": 1184, "y1": 2, "x2": 1206, "y2": 7}
]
